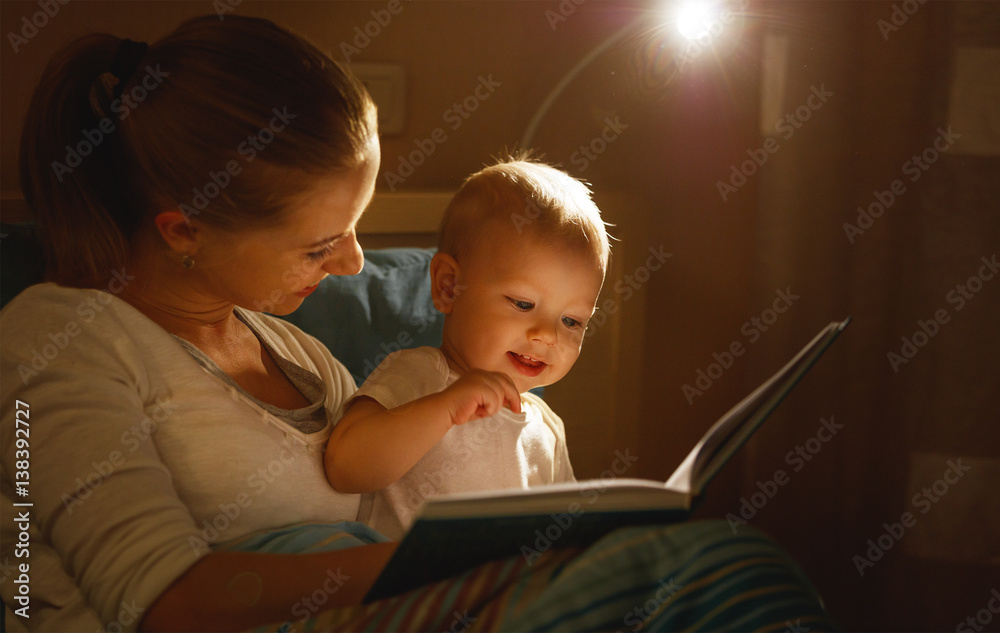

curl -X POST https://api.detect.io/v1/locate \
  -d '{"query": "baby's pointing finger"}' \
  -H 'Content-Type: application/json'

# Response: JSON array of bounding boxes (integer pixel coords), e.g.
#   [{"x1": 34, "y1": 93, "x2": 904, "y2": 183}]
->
[{"x1": 502, "y1": 379, "x2": 522, "y2": 414}]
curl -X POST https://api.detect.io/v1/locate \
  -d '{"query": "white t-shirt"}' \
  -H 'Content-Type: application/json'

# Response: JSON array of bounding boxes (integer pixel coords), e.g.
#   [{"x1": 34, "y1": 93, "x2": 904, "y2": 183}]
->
[
  {"x1": 0, "y1": 283, "x2": 359, "y2": 631},
  {"x1": 348, "y1": 347, "x2": 575, "y2": 540}
]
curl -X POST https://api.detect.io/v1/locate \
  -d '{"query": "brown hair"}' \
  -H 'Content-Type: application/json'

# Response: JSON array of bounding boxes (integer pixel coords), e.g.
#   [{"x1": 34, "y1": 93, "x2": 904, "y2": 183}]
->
[
  {"x1": 439, "y1": 156, "x2": 611, "y2": 274},
  {"x1": 19, "y1": 15, "x2": 376, "y2": 288}
]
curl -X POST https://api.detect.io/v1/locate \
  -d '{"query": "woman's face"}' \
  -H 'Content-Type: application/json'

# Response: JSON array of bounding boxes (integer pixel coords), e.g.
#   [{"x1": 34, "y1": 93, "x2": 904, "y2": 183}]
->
[{"x1": 192, "y1": 142, "x2": 380, "y2": 315}]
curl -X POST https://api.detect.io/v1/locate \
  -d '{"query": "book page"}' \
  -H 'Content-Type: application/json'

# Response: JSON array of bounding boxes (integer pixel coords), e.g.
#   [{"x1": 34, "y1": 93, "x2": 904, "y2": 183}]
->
[
  {"x1": 664, "y1": 319, "x2": 849, "y2": 496},
  {"x1": 421, "y1": 478, "x2": 688, "y2": 519}
]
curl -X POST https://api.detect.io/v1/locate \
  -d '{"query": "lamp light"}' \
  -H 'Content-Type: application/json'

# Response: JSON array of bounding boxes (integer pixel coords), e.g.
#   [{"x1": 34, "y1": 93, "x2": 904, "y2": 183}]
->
[{"x1": 519, "y1": 0, "x2": 746, "y2": 150}]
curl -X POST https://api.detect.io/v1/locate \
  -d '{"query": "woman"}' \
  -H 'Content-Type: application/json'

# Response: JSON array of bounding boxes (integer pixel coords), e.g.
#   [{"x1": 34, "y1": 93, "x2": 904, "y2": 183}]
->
[{"x1": 1, "y1": 15, "x2": 837, "y2": 633}]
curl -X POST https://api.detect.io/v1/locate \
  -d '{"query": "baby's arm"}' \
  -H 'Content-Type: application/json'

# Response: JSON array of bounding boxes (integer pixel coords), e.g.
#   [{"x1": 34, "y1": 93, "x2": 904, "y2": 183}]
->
[{"x1": 324, "y1": 370, "x2": 521, "y2": 493}]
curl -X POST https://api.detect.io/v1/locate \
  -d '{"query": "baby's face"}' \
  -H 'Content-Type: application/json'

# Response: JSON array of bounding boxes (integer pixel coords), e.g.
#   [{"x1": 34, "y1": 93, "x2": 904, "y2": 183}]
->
[{"x1": 440, "y1": 231, "x2": 605, "y2": 394}]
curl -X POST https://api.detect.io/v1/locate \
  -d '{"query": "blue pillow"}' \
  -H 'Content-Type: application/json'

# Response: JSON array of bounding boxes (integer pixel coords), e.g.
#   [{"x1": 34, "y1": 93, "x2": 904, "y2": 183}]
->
[
  {"x1": 0, "y1": 230, "x2": 442, "y2": 388},
  {"x1": 0, "y1": 232, "x2": 539, "y2": 398},
  {"x1": 278, "y1": 248, "x2": 444, "y2": 388}
]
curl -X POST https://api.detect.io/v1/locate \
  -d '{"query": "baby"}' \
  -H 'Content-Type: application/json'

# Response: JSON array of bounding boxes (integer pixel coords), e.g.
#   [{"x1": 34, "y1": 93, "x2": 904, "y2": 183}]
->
[{"x1": 324, "y1": 157, "x2": 611, "y2": 539}]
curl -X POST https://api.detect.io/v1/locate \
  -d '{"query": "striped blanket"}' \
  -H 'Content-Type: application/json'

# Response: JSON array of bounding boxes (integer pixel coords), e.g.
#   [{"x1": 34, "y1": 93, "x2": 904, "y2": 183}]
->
[{"x1": 217, "y1": 521, "x2": 839, "y2": 632}]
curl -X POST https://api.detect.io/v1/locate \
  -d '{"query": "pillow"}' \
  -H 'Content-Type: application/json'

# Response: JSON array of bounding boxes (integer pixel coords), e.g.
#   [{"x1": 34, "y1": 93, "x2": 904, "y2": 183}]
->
[
  {"x1": 0, "y1": 231, "x2": 530, "y2": 396},
  {"x1": 277, "y1": 248, "x2": 444, "y2": 387},
  {"x1": 0, "y1": 225, "x2": 442, "y2": 387},
  {"x1": 278, "y1": 250, "x2": 547, "y2": 397}
]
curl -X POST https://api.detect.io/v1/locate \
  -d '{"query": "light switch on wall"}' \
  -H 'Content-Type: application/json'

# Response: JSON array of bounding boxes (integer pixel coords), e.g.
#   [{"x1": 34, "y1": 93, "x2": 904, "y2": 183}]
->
[
  {"x1": 902, "y1": 452, "x2": 1000, "y2": 564},
  {"x1": 351, "y1": 63, "x2": 406, "y2": 136},
  {"x1": 759, "y1": 32, "x2": 790, "y2": 138},
  {"x1": 947, "y1": 47, "x2": 1000, "y2": 156}
]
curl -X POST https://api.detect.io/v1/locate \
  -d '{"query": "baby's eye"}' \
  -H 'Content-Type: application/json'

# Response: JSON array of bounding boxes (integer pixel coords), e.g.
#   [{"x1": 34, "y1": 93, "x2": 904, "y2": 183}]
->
[
  {"x1": 507, "y1": 297, "x2": 534, "y2": 311},
  {"x1": 562, "y1": 316, "x2": 583, "y2": 329}
]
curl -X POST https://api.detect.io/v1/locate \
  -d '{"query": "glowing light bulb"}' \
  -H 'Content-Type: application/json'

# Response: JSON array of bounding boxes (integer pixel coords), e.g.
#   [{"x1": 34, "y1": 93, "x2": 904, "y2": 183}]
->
[{"x1": 676, "y1": 2, "x2": 715, "y2": 40}]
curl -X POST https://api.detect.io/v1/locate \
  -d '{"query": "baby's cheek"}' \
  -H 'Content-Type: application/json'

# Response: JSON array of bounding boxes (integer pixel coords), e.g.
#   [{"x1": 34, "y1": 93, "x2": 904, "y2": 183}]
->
[{"x1": 566, "y1": 331, "x2": 586, "y2": 350}]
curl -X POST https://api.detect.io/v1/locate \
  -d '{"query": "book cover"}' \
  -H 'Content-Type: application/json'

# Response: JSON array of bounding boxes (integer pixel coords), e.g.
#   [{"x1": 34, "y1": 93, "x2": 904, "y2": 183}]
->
[{"x1": 364, "y1": 318, "x2": 850, "y2": 602}]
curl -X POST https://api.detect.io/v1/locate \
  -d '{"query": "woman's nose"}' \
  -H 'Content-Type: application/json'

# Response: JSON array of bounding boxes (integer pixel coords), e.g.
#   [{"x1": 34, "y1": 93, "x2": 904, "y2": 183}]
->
[{"x1": 323, "y1": 235, "x2": 364, "y2": 276}]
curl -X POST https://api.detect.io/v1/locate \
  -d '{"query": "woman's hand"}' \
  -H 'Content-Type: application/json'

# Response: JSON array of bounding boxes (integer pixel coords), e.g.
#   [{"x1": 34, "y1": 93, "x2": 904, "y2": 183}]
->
[{"x1": 140, "y1": 542, "x2": 398, "y2": 632}]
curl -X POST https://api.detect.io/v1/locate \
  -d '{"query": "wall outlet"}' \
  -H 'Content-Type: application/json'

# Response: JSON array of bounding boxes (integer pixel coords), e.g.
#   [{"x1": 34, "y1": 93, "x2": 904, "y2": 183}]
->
[
  {"x1": 947, "y1": 47, "x2": 1000, "y2": 156},
  {"x1": 902, "y1": 452, "x2": 1000, "y2": 564},
  {"x1": 352, "y1": 62, "x2": 406, "y2": 136}
]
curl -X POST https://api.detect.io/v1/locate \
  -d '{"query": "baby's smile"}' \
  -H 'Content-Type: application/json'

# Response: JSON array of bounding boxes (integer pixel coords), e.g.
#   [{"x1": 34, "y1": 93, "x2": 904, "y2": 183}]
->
[{"x1": 508, "y1": 351, "x2": 547, "y2": 377}]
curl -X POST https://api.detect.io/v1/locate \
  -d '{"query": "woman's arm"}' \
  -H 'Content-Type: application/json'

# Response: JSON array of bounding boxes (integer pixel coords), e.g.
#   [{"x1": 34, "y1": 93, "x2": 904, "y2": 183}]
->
[
  {"x1": 140, "y1": 542, "x2": 397, "y2": 632},
  {"x1": 324, "y1": 370, "x2": 521, "y2": 493}
]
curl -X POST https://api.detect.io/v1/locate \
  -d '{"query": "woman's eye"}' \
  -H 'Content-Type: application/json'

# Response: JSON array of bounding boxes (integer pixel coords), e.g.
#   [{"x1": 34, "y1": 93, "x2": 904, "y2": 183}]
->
[
  {"x1": 306, "y1": 244, "x2": 335, "y2": 262},
  {"x1": 562, "y1": 316, "x2": 582, "y2": 329},
  {"x1": 507, "y1": 297, "x2": 533, "y2": 311}
]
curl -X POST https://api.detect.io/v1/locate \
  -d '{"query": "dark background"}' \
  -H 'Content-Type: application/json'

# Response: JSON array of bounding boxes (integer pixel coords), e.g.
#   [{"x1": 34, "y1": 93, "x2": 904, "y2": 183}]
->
[{"x1": 2, "y1": 1, "x2": 997, "y2": 630}]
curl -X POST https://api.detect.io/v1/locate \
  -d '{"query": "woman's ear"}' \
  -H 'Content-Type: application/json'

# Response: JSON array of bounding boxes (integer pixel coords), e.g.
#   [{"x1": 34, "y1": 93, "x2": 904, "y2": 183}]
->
[
  {"x1": 430, "y1": 252, "x2": 460, "y2": 314},
  {"x1": 153, "y1": 210, "x2": 199, "y2": 258}
]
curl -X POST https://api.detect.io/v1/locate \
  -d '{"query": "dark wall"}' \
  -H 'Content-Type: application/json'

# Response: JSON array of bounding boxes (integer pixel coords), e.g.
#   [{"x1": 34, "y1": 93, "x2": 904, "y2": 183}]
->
[{"x1": 2, "y1": 1, "x2": 997, "y2": 630}]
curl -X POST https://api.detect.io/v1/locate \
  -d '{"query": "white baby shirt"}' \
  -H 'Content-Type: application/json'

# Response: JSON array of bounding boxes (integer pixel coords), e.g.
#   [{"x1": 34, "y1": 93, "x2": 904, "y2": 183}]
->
[{"x1": 348, "y1": 347, "x2": 575, "y2": 539}]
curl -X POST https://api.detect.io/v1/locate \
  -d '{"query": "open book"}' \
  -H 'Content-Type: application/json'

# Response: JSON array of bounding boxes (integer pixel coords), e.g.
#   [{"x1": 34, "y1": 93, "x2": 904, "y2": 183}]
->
[{"x1": 364, "y1": 318, "x2": 851, "y2": 602}]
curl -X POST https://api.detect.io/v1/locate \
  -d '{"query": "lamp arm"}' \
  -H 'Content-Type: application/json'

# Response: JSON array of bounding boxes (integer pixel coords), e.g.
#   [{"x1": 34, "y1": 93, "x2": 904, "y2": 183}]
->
[{"x1": 519, "y1": 20, "x2": 640, "y2": 149}]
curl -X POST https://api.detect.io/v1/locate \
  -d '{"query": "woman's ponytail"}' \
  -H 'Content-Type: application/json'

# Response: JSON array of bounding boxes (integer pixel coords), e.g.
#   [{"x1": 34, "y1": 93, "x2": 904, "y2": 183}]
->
[
  {"x1": 20, "y1": 17, "x2": 377, "y2": 289},
  {"x1": 19, "y1": 34, "x2": 135, "y2": 288}
]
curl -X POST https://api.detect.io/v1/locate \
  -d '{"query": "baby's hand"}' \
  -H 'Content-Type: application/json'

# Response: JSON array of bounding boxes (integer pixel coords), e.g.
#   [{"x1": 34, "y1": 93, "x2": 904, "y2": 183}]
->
[{"x1": 442, "y1": 370, "x2": 522, "y2": 426}]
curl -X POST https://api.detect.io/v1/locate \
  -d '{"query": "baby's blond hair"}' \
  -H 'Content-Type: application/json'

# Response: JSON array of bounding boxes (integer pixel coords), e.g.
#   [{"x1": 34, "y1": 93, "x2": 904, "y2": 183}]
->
[{"x1": 438, "y1": 157, "x2": 610, "y2": 274}]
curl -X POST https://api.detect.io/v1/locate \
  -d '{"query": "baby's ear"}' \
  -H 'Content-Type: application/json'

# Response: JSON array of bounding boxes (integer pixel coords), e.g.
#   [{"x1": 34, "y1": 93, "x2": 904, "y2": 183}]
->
[{"x1": 430, "y1": 252, "x2": 460, "y2": 314}]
